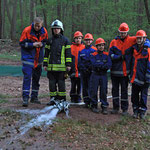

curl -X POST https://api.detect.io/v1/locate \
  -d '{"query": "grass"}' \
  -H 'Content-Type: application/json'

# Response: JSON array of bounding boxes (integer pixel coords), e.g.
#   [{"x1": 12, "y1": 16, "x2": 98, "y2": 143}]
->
[
  {"x1": 46, "y1": 115, "x2": 150, "y2": 150},
  {"x1": 0, "y1": 50, "x2": 20, "y2": 61}
]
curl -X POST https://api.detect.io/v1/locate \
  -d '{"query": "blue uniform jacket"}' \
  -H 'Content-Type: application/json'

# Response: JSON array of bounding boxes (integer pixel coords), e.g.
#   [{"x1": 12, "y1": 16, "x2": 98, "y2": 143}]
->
[
  {"x1": 90, "y1": 51, "x2": 112, "y2": 74},
  {"x1": 130, "y1": 44, "x2": 150, "y2": 86},
  {"x1": 78, "y1": 45, "x2": 96, "y2": 71}
]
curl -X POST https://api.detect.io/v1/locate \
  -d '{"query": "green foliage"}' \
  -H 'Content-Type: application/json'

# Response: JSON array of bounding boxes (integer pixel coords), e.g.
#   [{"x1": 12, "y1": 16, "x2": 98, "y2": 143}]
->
[{"x1": 2, "y1": 0, "x2": 150, "y2": 44}]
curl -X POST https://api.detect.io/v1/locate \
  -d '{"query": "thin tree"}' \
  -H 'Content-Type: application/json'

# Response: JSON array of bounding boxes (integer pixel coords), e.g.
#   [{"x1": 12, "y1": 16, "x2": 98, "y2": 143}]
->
[
  {"x1": 144, "y1": 0, "x2": 150, "y2": 24},
  {"x1": 0, "y1": 0, "x2": 2, "y2": 38}
]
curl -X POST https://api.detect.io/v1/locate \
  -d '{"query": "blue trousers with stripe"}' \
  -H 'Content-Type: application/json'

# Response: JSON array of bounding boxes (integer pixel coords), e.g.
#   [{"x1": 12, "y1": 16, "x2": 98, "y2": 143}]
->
[{"x1": 22, "y1": 63, "x2": 42, "y2": 100}]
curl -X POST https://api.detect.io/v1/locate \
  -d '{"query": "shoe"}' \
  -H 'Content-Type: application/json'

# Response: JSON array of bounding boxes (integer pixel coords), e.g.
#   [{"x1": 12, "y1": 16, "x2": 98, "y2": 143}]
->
[
  {"x1": 22, "y1": 98, "x2": 28, "y2": 107},
  {"x1": 84, "y1": 103, "x2": 90, "y2": 108},
  {"x1": 102, "y1": 107, "x2": 108, "y2": 115},
  {"x1": 132, "y1": 110, "x2": 139, "y2": 119},
  {"x1": 111, "y1": 109, "x2": 119, "y2": 114},
  {"x1": 139, "y1": 111, "x2": 146, "y2": 119},
  {"x1": 30, "y1": 98, "x2": 41, "y2": 104},
  {"x1": 122, "y1": 110, "x2": 128, "y2": 116},
  {"x1": 91, "y1": 107, "x2": 100, "y2": 113}
]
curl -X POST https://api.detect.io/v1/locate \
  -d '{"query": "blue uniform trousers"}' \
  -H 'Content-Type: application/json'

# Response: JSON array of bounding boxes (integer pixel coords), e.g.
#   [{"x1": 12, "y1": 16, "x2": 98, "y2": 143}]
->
[
  {"x1": 22, "y1": 64, "x2": 42, "y2": 100},
  {"x1": 70, "y1": 77, "x2": 82, "y2": 102},
  {"x1": 90, "y1": 72, "x2": 108, "y2": 108},
  {"x1": 80, "y1": 70, "x2": 91, "y2": 104},
  {"x1": 131, "y1": 83, "x2": 148, "y2": 112},
  {"x1": 111, "y1": 76, "x2": 129, "y2": 111}
]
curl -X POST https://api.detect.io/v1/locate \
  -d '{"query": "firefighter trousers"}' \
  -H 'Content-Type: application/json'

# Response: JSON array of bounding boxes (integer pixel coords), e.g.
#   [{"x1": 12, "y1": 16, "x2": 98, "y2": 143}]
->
[{"x1": 47, "y1": 71, "x2": 66, "y2": 100}]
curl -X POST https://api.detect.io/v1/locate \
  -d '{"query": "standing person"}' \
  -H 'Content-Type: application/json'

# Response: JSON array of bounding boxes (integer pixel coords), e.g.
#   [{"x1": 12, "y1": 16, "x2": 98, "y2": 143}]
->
[
  {"x1": 43, "y1": 19, "x2": 72, "y2": 105},
  {"x1": 70, "y1": 31, "x2": 85, "y2": 103},
  {"x1": 20, "y1": 17, "x2": 48, "y2": 107},
  {"x1": 130, "y1": 30, "x2": 150, "y2": 119},
  {"x1": 78, "y1": 33, "x2": 97, "y2": 108},
  {"x1": 109, "y1": 23, "x2": 137, "y2": 115},
  {"x1": 90, "y1": 38, "x2": 112, "y2": 114}
]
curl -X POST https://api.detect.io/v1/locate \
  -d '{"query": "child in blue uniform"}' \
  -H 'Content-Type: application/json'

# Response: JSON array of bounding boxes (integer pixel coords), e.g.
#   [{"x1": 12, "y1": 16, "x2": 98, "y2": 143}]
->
[{"x1": 90, "y1": 38, "x2": 112, "y2": 114}]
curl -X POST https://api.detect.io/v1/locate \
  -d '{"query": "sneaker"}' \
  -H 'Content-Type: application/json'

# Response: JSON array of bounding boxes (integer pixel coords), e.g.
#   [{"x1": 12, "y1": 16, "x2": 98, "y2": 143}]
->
[
  {"x1": 22, "y1": 98, "x2": 28, "y2": 107},
  {"x1": 91, "y1": 107, "x2": 100, "y2": 113},
  {"x1": 122, "y1": 110, "x2": 128, "y2": 116},
  {"x1": 111, "y1": 109, "x2": 119, "y2": 114},
  {"x1": 102, "y1": 107, "x2": 108, "y2": 115},
  {"x1": 30, "y1": 98, "x2": 41, "y2": 104}
]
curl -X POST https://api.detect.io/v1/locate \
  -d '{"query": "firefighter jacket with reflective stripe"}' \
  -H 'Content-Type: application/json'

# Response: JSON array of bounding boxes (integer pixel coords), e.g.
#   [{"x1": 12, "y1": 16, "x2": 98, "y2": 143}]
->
[
  {"x1": 43, "y1": 34, "x2": 72, "y2": 71},
  {"x1": 70, "y1": 43, "x2": 85, "y2": 77},
  {"x1": 90, "y1": 51, "x2": 112, "y2": 74},
  {"x1": 19, "y1": 24, "x2": 48, "y2": 67},
  {"x1": 78, "y1": 45, "x2": 97, "y2": 71},
  {"x1": 109, "y1": 35, "x2": 136, "y2": 77},
  {"x1": 130, "y1": 45, "x2": 150, "y2": 86}
]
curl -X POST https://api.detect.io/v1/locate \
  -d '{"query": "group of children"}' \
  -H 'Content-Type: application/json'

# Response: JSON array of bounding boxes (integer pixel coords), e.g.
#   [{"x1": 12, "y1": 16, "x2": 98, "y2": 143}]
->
[
  {"x1": 70, "y1": 23, "x2": 150, "y2": 119},
  {"x1": 20, "y1": 17, "x2": 150, "y2": 119}
]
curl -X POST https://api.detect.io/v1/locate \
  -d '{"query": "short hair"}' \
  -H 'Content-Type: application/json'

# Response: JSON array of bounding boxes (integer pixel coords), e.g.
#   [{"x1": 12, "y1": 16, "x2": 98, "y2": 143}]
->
[{"x1": 34, "y1": 17, "x2": 43, "y2": 24}]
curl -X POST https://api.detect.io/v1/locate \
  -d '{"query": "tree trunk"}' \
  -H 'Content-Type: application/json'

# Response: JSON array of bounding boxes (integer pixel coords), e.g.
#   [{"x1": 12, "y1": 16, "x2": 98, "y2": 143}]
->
[
  {"x1": 0, "y1": 0, "x2": 2, "y2": 38},
  {"x1": 5, "y1": 0, "x2": 11, "y2": 24},
  {"x1": 39, "y1": 0, "x2": 47, "y2": 29},
  {"x1": 11, "y1": 0, "x2": 18, "y2": 40},
  {"x1": 57, "y1": 0, "x2": 61, "y2": 20},
  {"x1": 71, "y1": 1, "x2": 75, "y2": 38},
  {"x1": 19, "y1": 0, "x2": 24, "y2": 31},
  {"x1": 144, "y1": 0, "x2": 150, "y2": 24},
  {"x1": 2, "y1": 0, "x2": 6, "y2": 38},
  {"x1": 30, "y1": 0, "x2": 34, "y2": 23}
]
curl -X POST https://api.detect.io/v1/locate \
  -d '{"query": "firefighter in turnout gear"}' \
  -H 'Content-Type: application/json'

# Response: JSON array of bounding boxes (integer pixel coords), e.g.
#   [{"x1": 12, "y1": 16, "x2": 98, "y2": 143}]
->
[
  {"x1": 70, "y1": 31, "x2": 85, "y2": 103},
  {"x1": 78, "y1": 33, "x2": 97, "y2": 108},
  {"x1": 43, "y1": 19, "x2": 72, "y2": 105},
  {"x1": 19, "y1": 17, "x2": 48, "y2": 107},
  {"x1": 130, "y1": 30, "x2": 150, "y2": 119},
  {"x1": 90, "y1": 38, "x2": 112, "y2": 114}
]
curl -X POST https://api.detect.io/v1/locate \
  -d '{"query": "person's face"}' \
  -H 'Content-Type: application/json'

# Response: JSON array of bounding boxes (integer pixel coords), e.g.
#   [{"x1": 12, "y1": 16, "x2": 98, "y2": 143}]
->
[
  {"x1": 84, "y1": 39, "x2": 93, "y2": 46},
  {"x1": 136, "y1": 37, "x2": 146, "y2": 45},
  {"x1": 74, "y1": 36, "x2": 82, "y2": 45},
  {"x1": 34, "y1": 22, "x2": 42, "y2": 31},
  {"x1": 53, "y1": 28, "x2": 61, "y2": 35},
  {"x1": 119, "y1": 32, "x2": 128, "y2": 39},
  {"x1": 96, "y1": 43, "x2": 105, "y2": 51}
]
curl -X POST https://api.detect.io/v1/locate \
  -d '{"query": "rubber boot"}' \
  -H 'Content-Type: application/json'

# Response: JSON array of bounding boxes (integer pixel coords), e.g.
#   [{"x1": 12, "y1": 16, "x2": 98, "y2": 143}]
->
[
  {"x1": 47, "y1": 97, "x2": 56, "y2": 106},
  {"x1": 91, "y1": 104, "x2": 99, "y2": 113}
]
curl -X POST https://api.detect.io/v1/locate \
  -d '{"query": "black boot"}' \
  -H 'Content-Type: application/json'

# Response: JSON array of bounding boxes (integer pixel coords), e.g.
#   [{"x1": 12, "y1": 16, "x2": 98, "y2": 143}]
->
[
  {"x1": 91, "y1": 104, "x2": 99, "y2": 113},
  {"x1": 47, "y1": 97, "x2": 56, "y2": 106},
  {"x1": 111, "y1": 109, "x2": 119, "y2": 114},
  {"x1": 22, "y1": 98, "x2": 28, "y2": 107},
  {"x1": 102, "y1": 107, "x2": 108, "y2": 115},
  {"x1": 132, "y1": 109, "x2": 139, "y2": 119},
  {"x1": 139, "y1": 110, "x2": 146, "y2": 120},
  {"x1": 30, "y1": 97, "x2": 41, "y2": 104}
]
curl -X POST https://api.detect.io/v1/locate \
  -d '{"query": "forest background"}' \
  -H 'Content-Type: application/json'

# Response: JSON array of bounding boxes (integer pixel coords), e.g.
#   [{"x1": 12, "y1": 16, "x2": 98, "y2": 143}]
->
[{"x1": 0, "y1": 0, "x2": 150, "y2": 48}]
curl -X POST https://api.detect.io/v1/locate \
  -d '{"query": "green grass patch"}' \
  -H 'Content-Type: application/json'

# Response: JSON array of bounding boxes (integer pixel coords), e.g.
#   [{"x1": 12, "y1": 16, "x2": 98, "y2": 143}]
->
[
  {"x1": 46, "y1": 115, "x2": 150, "y2": 150},
  {"x1": 0, "y1": 51, "x2": 20, "y2": 61}
]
